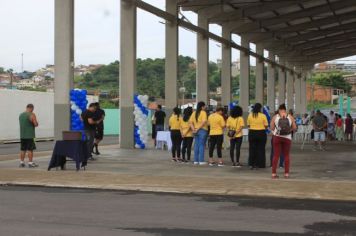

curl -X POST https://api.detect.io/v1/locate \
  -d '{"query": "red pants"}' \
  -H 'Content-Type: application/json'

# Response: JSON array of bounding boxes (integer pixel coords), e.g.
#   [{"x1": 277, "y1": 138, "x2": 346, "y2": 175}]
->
[{"x1": 272, "y1": 136, "x2": 291, "y2": 174}]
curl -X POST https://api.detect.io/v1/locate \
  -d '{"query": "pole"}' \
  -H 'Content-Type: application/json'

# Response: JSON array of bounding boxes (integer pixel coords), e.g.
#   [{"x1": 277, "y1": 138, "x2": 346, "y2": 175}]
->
[
  {"x1": 347, "y1": 97, "x2": 351, "y2": 114},
  {"x1": 21, "y1": 53, "x2": 24, "y2": 72}
]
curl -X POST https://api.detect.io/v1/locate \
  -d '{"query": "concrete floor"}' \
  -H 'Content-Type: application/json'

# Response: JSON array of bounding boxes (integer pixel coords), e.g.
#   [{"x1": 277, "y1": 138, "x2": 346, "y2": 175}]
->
[
  {"x1": 0, "y1": 186, "x2": 356, "y2": 236},
  {"x1": 0, "y1": 139, "x2": 356, "y2": 201}
]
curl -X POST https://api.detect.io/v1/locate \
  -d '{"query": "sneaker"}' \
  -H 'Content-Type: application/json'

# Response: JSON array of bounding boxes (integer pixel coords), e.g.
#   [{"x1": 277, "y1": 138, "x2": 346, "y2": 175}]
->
[
  {"x1": 199, "y1": 162, "x2": 207, "y2": 165},
  {"x1": 19, "y1": 163, "x2": 26, "y2": 168},
  {"x1": 218, "y1": 162, "x2": 224, "y2": 167},
  {"x1": 209, "y1": 162, "x2": 215, "y2": 167},
  {"x1": 28, "y1": 162, "x2": 39, "y2": 168},
  {"x1": 236, "y1": 163, "x2": 242, "y2": 168},
  {"x1": 193, "y1": 162, "x2": 199, "y2": 165},
  {"x1": 232, "y1": 163, "x2": 236, "y2": 167}
]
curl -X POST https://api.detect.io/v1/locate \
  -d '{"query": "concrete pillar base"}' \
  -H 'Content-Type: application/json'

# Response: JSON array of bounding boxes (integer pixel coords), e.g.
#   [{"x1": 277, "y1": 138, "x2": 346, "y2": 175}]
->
[
  {"x1": 120, "y1": 106, "x2": 134, "y2": 149},
  {"x1": 54, "y1": 104, "x2": 70, "y2": 141}
]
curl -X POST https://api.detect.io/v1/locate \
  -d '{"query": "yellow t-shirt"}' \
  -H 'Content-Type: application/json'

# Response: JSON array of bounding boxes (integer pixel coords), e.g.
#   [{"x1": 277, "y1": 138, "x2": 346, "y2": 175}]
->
[
  {"x1": 180, "y1": 120, "x2": 193, "y2": 137},
  {"x1": 208, "y1": 113, "x2": 226, "y2": 135},
  {"x1": 169, "y1": 115, "x2": 182, "y2": 130},
  {"x1": 189, "y1": 111, "x2": 208, "y2": 130},
  {"x1": 247, "y1": 112, "x2": 268, "y2": 130},
  {"x1": 226, "y1": 116, "x2": 245, "y2": 138}
]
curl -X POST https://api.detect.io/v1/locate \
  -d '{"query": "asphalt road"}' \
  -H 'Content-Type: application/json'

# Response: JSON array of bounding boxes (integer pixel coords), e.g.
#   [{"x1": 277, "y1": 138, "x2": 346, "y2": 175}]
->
[
  {"x1": 0, "y1": 136, "x2": 119, "y2": 155},
  {"x1": 0, "y1": 186, "x2": 356, "y2": 236}
]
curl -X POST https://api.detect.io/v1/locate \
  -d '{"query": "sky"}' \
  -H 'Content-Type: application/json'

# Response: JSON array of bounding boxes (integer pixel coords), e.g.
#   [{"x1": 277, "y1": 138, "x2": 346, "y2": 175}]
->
[{"x1": 0, "y1": 0, "x2": 355, "y2": 72}]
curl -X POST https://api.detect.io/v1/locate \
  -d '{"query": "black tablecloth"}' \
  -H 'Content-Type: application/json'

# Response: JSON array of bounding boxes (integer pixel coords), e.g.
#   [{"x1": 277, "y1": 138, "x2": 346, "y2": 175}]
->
[{"x1": 48, "y1": 140, "x2": 89, "y2": 171}]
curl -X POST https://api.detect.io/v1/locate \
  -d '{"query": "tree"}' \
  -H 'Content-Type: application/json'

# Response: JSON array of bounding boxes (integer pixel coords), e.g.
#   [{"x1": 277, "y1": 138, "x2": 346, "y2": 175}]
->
[{"x1": 312, "y1": 72, "x2": 352, "y2": 94}]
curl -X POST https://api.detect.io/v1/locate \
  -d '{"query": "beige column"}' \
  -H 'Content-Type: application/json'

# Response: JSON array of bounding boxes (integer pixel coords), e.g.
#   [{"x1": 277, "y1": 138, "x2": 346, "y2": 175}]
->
[
  {"x1": 278, "y1": 59, "x2": 286, "y2": 106},
  {"x1": 196, "y1": 13, "x2": 209, "y2": 104},
  {"x1": 221, "y1": 26, "x2": 231, "y2": 106},
  {"x1": 120, "y1": 0, "x2": 137, "y2": 148},
  {"x1": 239, "y1": 36, "x2": 250, "y2": 111},
  {"x1": 267, "y1": 52, "x2": 276, "y2": 112},
  {"x1": 286, "y1": 64, "x2": 294, "y2": 111},
  {"x1": 255, "y1": 44, "x2": 264, "y2": 104},
  {"x1": 294, "y1": 72, "x2": 302, "y2": 115},
  {"x1": 54, "y1": 0, "x2": 74, "y2": 140},
  {"x1": 165, "y1": 0, "x2": 178, "y2": 118}
]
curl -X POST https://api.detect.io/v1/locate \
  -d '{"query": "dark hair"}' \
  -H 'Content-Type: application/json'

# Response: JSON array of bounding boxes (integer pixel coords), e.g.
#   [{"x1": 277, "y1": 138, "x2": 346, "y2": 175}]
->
[
  {"x1": 230, "y1": 106, "x2": 243, "y2": 118},
  {"x1": 157, "y1": 105, "x2": 162, "y2": 109},
  {"x1": 347, "y1": 113, "x2": 352, "y2": 119},
  {"x1": 195, "y1": 101, "x2": 205, "y2": 121},
  {"x1": 89, "y1": 103, "x2": 96, "y2": 108},
  {"x1": 278, "y1": 104, "x2": 286, "y2": 111},
  {"x1": 173, "y1": 107, "x2": 181, "y2": 120},
  {"x1": 216, "y1": 107, "x2": 224, "y2": 113},
  {"x1": 252, "y1": 103, "x2": 262, "y2": 118},
  {"x1": 26, "y1": 104, "x2": 34, "y2": 109},
  {"x1": 183, "y1": 107, "x2": 193, "y2": 122},
  {"x1": 94, "y1": 102, "x2": 100, "y2": 107}
]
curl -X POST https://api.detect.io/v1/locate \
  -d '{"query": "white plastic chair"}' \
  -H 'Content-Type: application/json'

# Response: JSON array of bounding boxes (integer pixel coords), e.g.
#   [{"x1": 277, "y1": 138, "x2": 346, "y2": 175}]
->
[{"x1": 301, "y1": 125, "x2": 313, "y2": 150}]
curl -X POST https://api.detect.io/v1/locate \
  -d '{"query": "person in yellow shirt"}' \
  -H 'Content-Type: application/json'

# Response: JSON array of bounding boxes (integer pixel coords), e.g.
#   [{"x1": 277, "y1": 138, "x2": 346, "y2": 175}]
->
[
  {"x1": 226, "y1": 106, "x2": 245, "y2": 167},
  {"x1": 169, "y1": 107, "x2": 183, "y2": 162},
  {"x1": 180, "y1": 107, "x2": 193, "y2": 162},
  {"x1": 189, "y1": 101, "x2": 208, "y2": 165},
  {"x1": 208, "y1": 107, "x2": 226, "y2": 166},
  {"x1": 247, "y1": 103, "x2": 268, "y2": 169}
]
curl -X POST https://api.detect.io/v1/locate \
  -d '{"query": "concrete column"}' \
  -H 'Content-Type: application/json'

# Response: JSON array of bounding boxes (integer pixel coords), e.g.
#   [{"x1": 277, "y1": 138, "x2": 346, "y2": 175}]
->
[
  {"x1": 221, "y1": 26, "x2": 231, "y2": 106},
  {"x1": 165, "y1": 0, "x2": 178, "y2": 117},
  {"x1": 240, "y1": 36, "x2": 250, "y2": 111},
  {"x1": 54, "y1": 0, "x2": 74, "y2": 140},
  {"x1": 120, "y1": 0, "x2": 137, "y2": 148},
  {"x1": 300, "y1": 74, "x2": 307, "y2": 114},
  {"x1": 267, "y1": 52, "x2": 276, "y2": 113},
  {"x1": 196, "y1": 13, "x2": 209, "y2": 104},
  {"x1": 286, "y1": 65, "x2": 294, "y2": 111},
  {"x1": 255, "y1": 44, "x2": 264, "y2": 105},
  {"x1": 278, "y1": 60, "x2": 286, "y2": 106},
  {"x1": 294, "y1": 74, "x2": 301, "y2": 115}
]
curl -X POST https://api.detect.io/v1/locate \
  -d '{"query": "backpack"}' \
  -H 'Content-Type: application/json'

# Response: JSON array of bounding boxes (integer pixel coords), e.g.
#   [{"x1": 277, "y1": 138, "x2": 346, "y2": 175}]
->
[{"x1": 277, "y1": 115, "x2": 291, "y2": 135}]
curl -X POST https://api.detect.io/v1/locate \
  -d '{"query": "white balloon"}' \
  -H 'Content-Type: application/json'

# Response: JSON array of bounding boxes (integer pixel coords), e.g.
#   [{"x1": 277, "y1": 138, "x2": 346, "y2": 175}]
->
[
  {"x1": 71, "y1": 105, "x2": 77, "y2": 110},
  {"x1": 135, "y1": 144, "x2": 140, "y2": 149},
  {"x1": 75, "y1": 109, "x2": 82, "y2": 115}
]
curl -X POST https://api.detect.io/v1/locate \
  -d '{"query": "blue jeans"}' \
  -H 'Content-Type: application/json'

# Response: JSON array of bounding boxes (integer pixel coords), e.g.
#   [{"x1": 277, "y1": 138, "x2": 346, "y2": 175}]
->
[{"x1": 193, "y1": 129, "x2": 208, "y2": 163}]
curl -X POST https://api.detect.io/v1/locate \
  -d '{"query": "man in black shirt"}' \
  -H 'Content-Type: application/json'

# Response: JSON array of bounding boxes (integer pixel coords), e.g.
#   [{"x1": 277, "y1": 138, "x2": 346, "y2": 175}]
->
[
  {"x1": 153, "y1": 105, "x2": 166, "y2": 146},
  {"x1": 81, "y1": 103, "x2": 102, "y2": 160},
  {"x1": 93, "y1": 102, "x2": 105, "y2": 155}
]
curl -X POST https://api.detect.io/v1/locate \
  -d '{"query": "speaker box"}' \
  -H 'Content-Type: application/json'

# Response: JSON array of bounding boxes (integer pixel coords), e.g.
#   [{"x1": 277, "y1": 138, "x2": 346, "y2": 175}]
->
[{"x1": 62, "y1": 131, "x2": 82, "y2": 141}]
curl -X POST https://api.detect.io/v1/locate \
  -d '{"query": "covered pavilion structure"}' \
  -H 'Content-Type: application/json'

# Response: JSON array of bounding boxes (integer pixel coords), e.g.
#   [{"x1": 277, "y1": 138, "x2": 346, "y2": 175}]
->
[{"x1": 54, "y1": 0, "x2": 356, "y2": 148}]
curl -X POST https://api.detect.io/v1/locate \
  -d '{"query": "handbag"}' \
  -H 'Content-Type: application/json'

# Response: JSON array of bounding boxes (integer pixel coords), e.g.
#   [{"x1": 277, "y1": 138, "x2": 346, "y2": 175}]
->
[{"x1": 227, "y1": 118, "x2": 238, "y2": 138}]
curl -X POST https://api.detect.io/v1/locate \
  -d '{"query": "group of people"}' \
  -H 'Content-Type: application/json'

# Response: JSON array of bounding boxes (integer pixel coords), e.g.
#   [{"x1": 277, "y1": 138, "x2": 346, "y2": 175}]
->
[
  {"x1": 18, "y1": 102, "x2": 105, "y2": 168},
  {"x1": 300, "y1": 110, "x2": 355, "y2": 151},
  {"x1": 166, "y1": 101, "x2": 297, "y2": 179}
]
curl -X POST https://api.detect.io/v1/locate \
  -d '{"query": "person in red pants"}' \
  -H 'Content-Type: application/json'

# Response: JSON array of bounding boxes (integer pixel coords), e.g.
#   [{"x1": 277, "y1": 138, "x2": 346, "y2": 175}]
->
[{"x1": 270, "y1": 104, "x2": 297, "y2": 179}]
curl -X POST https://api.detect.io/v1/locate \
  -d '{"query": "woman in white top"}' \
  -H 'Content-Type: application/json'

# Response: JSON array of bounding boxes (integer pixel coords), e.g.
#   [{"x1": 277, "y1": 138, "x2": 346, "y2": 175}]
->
[{"x1": 270, "y1": 104, "x2": 297, "y2": 179}]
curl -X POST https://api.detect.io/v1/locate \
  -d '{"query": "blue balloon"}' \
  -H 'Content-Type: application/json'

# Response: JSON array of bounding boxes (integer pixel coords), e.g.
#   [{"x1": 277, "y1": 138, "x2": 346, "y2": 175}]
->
[{"x1": 140, "y1": 144, "x2": 145, "y2": 149}]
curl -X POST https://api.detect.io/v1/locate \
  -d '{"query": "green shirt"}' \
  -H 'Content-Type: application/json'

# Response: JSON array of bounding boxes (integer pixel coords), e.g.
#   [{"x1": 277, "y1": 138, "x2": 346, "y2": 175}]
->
[{"x1": 19, "y1": 112, "x2": 35, "y2": 139}]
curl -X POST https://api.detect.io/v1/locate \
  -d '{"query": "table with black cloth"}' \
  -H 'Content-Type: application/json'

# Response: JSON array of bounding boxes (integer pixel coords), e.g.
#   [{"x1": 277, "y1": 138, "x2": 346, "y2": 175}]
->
[{"x1": 48, "y1": 140, "x2": 89, "y2": 171}]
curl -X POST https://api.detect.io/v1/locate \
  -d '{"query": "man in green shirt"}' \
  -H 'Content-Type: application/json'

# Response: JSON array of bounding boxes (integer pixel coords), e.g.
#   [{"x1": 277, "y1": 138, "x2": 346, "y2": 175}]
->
[{"x1": 19, "y1": 104, "x2": 39, "y2": 168}]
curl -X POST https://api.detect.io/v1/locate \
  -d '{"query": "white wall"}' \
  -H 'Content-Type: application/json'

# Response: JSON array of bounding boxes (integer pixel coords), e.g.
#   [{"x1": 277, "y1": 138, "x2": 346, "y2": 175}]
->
[{"x1": 0, "y1": 90, "x2": 98, "y2": 141}]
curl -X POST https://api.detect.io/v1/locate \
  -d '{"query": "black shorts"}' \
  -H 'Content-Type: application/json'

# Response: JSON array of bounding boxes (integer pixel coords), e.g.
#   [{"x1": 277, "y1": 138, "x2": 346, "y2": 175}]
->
[
  {"x1": 95, "y1": 128, "x2": 104, "y2": 140},
  {"x1": 20, "y1": 139, "x2": 36, "y2": 151}
]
